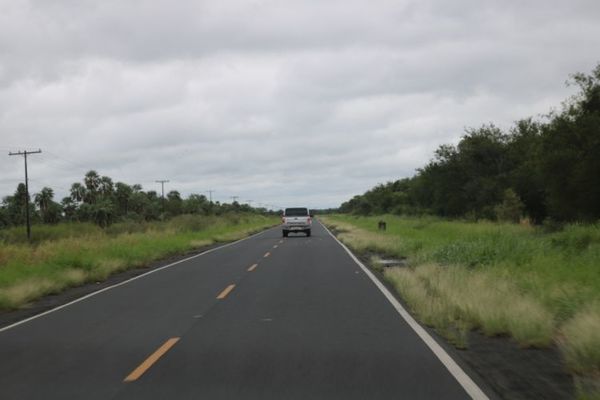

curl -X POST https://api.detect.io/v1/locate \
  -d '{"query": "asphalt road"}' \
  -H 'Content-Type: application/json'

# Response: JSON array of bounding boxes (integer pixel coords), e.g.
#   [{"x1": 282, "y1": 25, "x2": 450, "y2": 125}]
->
[{"x1": 0, "y1": 221, "x2": 487, "y2": 399}]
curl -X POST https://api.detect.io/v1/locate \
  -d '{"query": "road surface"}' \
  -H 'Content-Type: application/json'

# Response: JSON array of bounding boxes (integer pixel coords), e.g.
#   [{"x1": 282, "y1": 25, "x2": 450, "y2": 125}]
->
[{"x1": 0, "y1": 221, "x2": 488, "y2": 399}]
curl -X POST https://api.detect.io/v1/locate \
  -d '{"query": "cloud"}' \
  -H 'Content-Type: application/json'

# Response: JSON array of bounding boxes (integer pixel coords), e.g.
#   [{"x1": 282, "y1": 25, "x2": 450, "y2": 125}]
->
[{"x1": 1, "y1": 0, "x2": 600, "y2": 208}]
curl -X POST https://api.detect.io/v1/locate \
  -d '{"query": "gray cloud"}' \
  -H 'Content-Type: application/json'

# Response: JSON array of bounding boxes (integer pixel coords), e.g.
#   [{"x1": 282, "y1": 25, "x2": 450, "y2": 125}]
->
[{"x1": 1, "y1": 0, "x2": 600, "y2": 208}]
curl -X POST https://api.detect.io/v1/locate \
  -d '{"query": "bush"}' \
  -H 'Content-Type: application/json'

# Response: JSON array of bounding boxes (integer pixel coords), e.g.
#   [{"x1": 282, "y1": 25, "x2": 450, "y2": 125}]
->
[{"x1": 495, "y1": 189, "x2": 524, "y2": 223}]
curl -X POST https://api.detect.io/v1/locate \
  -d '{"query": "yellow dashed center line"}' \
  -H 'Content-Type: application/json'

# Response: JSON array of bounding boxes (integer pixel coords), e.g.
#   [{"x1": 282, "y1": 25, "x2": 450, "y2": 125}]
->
[
  {"x1": 124, "y1": 337, "x2": 180, "y2": 383},
  {"x1": 216, "y1": 284, "x2": 236, "y2": 299},
  {"x1": 264, "y1": 252, "x2": 270, "y2": 258},
  {"x1": 248, "y1": 264, "x2": 258, "y2": 272}
]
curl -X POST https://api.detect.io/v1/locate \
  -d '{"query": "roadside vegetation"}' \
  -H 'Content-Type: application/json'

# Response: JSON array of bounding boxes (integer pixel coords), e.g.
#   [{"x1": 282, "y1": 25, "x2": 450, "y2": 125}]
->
[
  {"x1": 340, "y1": 64, "x2": 600, "y2": 225},
  {"x1": 0, "y1": 213, "x2": 278, "y2": 311},
  {"x1": 321, "y1": 214, "x2": 600, "y2": 397},
  {"x1": 0, "y1": 161, "x2": 280, "y2": 313},
  {"x1": 328, "y1": 63, "x2": 600, "y2": 397},
  {"x1": 1, "y1": 170, "x2": 278, "y2": 230}
]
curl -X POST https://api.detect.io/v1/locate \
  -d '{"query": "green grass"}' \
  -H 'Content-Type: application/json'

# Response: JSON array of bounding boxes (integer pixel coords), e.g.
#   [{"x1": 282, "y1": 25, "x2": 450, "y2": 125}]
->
[
  {"x1": 321, "y1": 214, "x2": 600, "y2": 387},
  {"x1": 0, "y1": 213, "x2": 278, "y2": 310}
]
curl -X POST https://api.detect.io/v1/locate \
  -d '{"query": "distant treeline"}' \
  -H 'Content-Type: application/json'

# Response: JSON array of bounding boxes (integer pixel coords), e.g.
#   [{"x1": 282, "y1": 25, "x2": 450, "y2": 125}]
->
[
  {"x1": 0, "y1": 171, "x2": 272, "y2": 228},
  {"x1": 341, "y1": 64, "x2": 600, "y2": 223}
]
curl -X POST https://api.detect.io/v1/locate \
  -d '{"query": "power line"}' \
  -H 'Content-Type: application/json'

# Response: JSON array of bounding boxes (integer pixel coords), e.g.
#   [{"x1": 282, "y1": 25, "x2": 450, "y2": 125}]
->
[
  {"x1": 206, "y1": 190, "x2": 215, "y2": 203},
  {"x1": 28, "y1": 178, "x2": 71, "y2": 193},
  {"x1": 8, "y1": 149, "x2": 42, "y2": 241},
  {"x1": 42, "y1": 150, "x2": 89, "y2": 171}
]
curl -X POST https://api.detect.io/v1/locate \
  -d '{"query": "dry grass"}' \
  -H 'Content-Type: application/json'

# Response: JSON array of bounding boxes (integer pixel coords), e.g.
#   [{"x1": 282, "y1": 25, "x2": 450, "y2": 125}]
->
[
  {"x1": 333, "y1": 221, "x2": 400, "y2": 257},
  {"x1": 384, "y1": 265, "x2": 554, "y2": 347},
  {"x1": 561, "y1": 304, "x2": 600, "y2": 374},
  {"x1": 0, "y1": 278, "x2": 61, "y2": 308},
  {"x1": 321, "y1": 214, "x2": 600, "y2": 386},
  {"x1": 0, "y1": 214, "x2": 277, "y2": 310},
  {"x1": 189, "y1": 239, "x2": 214, "y2": 248}
]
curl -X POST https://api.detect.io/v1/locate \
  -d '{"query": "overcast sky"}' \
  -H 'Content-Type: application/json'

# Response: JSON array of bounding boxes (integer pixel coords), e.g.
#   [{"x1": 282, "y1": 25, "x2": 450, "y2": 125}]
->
[{"x1": 1, "y1": 0, "x2": 599, "y2": 209}]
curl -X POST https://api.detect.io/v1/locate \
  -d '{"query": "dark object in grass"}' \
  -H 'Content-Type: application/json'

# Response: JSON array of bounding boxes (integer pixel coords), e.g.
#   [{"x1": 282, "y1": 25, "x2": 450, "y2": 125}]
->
[{"x1": 378, "y1": 220, "x2": 387, "y2": 231}]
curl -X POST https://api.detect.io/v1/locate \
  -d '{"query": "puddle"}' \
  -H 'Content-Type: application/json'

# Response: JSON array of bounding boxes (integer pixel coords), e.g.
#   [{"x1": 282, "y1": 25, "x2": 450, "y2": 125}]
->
[
  {"x1": 376, "y1": 258, "x2": 407, "y2": 267},
  {"x1": 369, "y1": 254, "x2": 408, "y2": 268}
]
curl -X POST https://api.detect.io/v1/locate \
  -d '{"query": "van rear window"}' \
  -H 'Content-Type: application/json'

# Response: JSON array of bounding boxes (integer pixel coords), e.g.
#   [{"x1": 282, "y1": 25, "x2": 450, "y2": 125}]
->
[{"x1": 285, "y1": 208, "x2": 308, "y2": 216}]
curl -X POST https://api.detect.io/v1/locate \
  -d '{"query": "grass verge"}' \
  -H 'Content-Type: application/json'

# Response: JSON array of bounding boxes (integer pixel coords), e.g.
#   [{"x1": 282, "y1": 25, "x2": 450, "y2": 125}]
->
[
  {"x1": 0, "y1": 213, "x2": 277, "y2": 310},
  {"x1": 321, "y1": 214, "x2": 600, "y2": 397}
]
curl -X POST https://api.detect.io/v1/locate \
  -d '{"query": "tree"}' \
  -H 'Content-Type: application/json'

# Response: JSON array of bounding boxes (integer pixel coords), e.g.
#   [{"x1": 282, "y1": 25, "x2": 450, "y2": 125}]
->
[
  {"x1": 166, "y1": 190, "x2": 183, "y2": 215},
  {"x1": 0, "y1": 206, "x2": 9, "y2": 228},
  {"x1": 114, "y1": 182, "x2": 133, "y2": 216},
  {"x1": 90, "y1": 198, "x2": 115, "y2": 228},
  {"x1": 99, "y1": 176, "x2": 114, "y2": 198},
  {"x1": 35, "y1": 187, "x2": 60, "y2": 224},
  {"x1": 70, "y1": 182, "x2": 86, "y2": 203},
  {"x1": 83, "y1": 170, "x2": 101, "y2": 204},
  {"x1": 61, "y1": 197, "x2": 78, "y2": 221},
  {"x1": 183, "y1": 194, "x2": 209, "y2": 214},
  {"x1": 507, "y1": 119, "x2": 546, "y2": 223},
  {"x1": 34, "y1": 187, "x2": 53, "y2": 212},
  {"x1": 3, "y1": 183, "x2": 30, "y2": 226},
  {"x1": 539, "y1": 65, "x2": 600, "y2": 221}
]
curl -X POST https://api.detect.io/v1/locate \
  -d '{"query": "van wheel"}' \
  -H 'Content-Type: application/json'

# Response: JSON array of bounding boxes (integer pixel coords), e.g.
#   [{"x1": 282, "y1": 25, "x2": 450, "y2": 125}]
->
[
  {"x1": 306, "y1": 229, "x2": 311, "y2": 237},
  {"x1": 283, "y1": 231, "x2": 288, "y2": 237}
]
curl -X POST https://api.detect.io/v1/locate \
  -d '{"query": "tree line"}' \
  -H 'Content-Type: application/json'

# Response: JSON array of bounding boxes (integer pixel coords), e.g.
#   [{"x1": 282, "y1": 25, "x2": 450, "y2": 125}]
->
[
  {"x1": 340, "y1": 64, "x2": 600, "y2": 223},
  {"x1": 0, "y1": 170, "x2": 267, "y2": 228}
]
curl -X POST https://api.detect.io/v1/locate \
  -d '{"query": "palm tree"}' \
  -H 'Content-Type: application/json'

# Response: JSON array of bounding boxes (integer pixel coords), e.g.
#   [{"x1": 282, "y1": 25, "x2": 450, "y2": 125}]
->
[
  {"x1": 70, "y1": 182, "x2": 85, "y2": 203},
  {"x1": 84, "y1": 170, "x2": 100, "y2": 191},
  {"x1": 84, "y1": 170, "x2": 100, "y2": 204},
  {"x1": 34, "y1": 187, "x2": 54, "y2": 214},
  {"x1": 99, "y1": 176, "x2": 114, "y2": 198}
]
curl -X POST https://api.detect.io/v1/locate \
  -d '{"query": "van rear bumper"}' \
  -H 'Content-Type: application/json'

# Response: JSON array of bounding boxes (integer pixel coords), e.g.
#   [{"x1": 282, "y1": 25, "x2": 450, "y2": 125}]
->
[{"x1": 282, "y1": 223, "x2": 311, "y2": 231}]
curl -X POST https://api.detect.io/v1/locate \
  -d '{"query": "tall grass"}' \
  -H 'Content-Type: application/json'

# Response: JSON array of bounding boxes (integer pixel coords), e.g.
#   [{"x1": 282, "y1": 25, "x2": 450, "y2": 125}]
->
[
  {"x1": 321, "y1": 215, "x2": 600, "y2": 383},
  {"x1": 0, "y1": 213, "x2": 277, "y2": 310}
]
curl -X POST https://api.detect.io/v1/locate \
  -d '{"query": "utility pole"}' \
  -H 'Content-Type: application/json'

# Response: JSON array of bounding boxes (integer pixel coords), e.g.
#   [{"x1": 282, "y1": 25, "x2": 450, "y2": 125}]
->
[
  {"x1": 9, "y1": 149, "x2": 42, "y2": 241},
  {"x1": 206, "y1": 190, "x2": 214, "y2": 203},
  {"x1": 230, "y1": 196, "x2": 239, "y2": 203},
  {"x1": 155, "y1": 180, "x2": 169, "y2": 214}
]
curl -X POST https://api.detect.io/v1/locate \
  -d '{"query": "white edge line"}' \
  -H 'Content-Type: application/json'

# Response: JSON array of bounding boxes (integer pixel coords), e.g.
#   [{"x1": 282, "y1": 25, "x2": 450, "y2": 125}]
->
[
  {"x1": 0, "y1": 227, "x2": 274, "y2": 334},
  {"x1": 320, "y1": 221, "x2": 490, "y2": 400}
]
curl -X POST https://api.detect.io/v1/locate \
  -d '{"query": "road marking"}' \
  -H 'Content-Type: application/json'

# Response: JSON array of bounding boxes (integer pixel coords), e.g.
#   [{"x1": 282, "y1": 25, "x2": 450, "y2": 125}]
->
[
  {"x1": 248, "y1": 264, "x2": 258, "y2": 272},
  {"x1": 124, "y1": 337, "x2": 180, "y2": 382},
  {"x1": 264, "y1": 252, "x2": 270, "y2": 258},
  {"x1": 216, "y1": 284, "x2": 236, "y2": 299},
  {"x1": 279, "y1": 240, "x2": 284, "y2": 243},
  {"x1": 0, "y1": 228, "x2": 274, "y2": 334},
  {"x1": 273, "y1": 244, "x2": 278, "y2": 248},
  {"x1": 321, "y1": 222, "x2": 489, "y2": 400}
]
